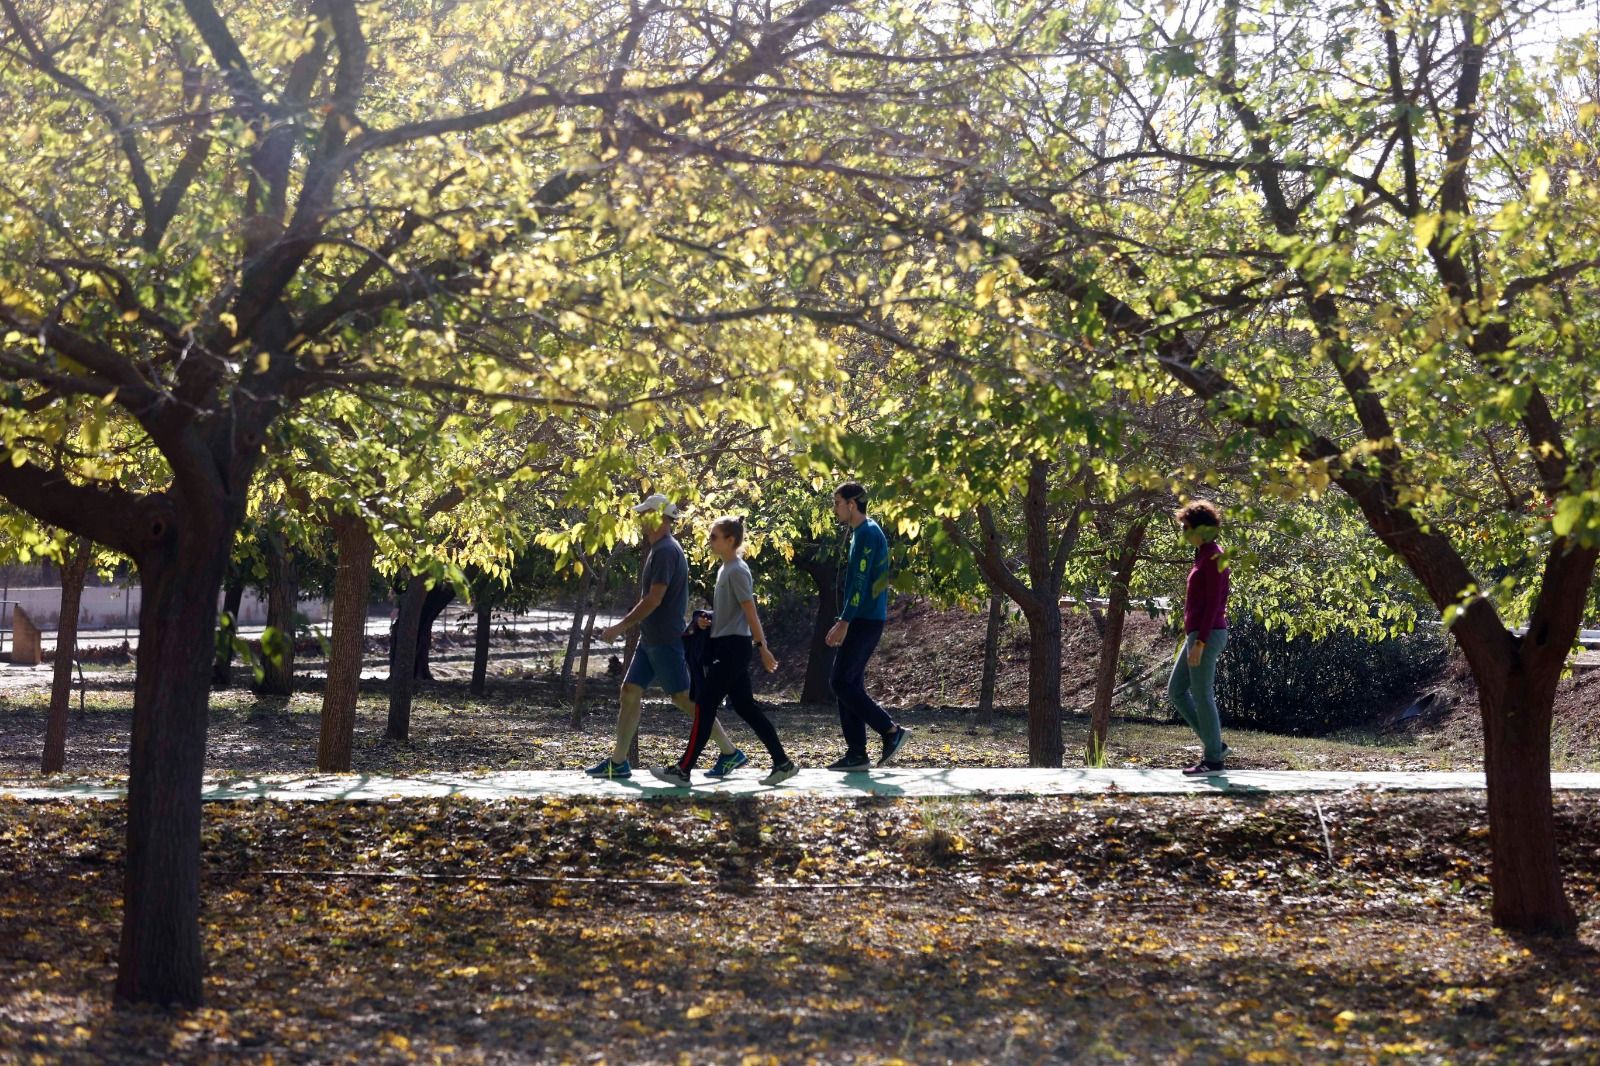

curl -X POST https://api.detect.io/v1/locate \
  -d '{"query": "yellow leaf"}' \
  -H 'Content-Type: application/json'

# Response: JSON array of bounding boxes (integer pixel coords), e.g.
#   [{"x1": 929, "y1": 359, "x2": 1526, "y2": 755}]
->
[
  {"x1": 1529, "y1": 167, "x2": 1550, "y2": 205},
  {"x1": 685, "y1": 1001, "x2": 715, "y2": 1019},
  {"x1": 1412, "y1": 213, "x2": 1440, "y2": 251}
]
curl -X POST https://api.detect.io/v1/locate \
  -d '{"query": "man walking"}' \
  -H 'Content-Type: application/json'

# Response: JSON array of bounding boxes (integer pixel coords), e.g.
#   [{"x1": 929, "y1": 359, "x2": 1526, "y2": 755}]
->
[
  {"x1": 585, "y1": 494, "x2": 743, "y2": 779},
  {"x1": 824, "y1": 481, "x2": 910, "y2": 771}
]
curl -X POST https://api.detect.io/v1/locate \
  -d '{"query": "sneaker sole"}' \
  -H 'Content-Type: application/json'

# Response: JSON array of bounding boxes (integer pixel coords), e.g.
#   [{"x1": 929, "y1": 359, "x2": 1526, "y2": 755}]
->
[
  {"x1": 761, "y1": 767, "x2": 800, "y2": 786},
  {"x1": 649, "y1": 770, "x2": 692, "y2": 786}
]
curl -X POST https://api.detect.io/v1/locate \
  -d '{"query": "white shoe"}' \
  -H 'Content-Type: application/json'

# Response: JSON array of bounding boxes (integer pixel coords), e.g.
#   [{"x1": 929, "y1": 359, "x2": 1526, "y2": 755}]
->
[{"x1": 761, "y1": 761, "x2": 799, "y2": 786}]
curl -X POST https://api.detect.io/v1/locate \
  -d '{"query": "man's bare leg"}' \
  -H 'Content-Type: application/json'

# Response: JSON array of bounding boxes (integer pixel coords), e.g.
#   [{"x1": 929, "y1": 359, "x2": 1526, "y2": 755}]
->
[
  {"x1": 670, "y1": 689, "x2": 735, "y2": 755},
  {"x1": 611, "y1": 683, "x2": 645, "y2": 763}
]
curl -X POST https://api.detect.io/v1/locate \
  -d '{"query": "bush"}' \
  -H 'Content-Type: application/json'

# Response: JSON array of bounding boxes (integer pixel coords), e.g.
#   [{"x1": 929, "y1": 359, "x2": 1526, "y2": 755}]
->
[{"x1": 1213, "y1": 618, "x2": 1448, "y2": 735}]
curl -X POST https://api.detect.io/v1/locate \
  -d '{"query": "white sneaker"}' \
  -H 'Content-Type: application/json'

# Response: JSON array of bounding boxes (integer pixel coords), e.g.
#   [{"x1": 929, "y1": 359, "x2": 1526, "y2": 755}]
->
[{"x1": 761, "y1": 761, "x2": 799, "y2": 786}]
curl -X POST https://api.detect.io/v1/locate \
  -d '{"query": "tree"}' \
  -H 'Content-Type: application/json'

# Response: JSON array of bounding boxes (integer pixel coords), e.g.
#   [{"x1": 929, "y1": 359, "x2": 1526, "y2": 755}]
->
[
  {"x1": 876, "y1": 0, "x2": 1600, "y2": 931},
  {"x1": 41, "y1": 536, "x2": 94, "y2": 774},
  {"x1": 0, "y1": 0, "x2": 848, "y2": 1004}
]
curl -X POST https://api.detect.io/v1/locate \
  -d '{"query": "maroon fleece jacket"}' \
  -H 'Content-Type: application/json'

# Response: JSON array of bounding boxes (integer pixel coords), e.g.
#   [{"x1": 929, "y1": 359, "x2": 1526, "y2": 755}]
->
[{"x1": 1183, "y1": 541, "x2": 1230, "y2": 635}]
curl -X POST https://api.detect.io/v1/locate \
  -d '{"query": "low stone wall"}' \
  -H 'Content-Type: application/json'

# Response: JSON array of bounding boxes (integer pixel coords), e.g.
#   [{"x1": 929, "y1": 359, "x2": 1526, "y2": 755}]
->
[{"x1": 0, "y1": 587, "x2": 330, "y2": 630}]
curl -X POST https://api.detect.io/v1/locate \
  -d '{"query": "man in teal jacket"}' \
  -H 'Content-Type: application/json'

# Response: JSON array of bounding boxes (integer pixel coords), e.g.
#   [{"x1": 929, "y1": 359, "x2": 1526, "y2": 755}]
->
[{"x1": 824, "y1": 481, "x2": 911, "y2": 771}]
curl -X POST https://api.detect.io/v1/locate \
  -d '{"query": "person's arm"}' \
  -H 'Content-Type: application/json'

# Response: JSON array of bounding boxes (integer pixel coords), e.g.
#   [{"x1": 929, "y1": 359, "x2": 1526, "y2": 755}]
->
[
  {"x1": 600, "y1": 582, "x2": 666, "y2": 642},
  {"x1": 740, "y1": 598, "x2": 779, "y2": 672}
]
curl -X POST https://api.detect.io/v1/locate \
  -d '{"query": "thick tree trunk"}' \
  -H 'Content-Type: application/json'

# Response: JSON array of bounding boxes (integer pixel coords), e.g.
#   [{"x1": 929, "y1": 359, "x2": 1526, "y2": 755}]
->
[
  {"x1": 41, "y1": 537, "x2": 92, "y2": 773},
  {"x1": 211, "y1": 579, "x2": 244, "y2": 689},
  {"x1": 255, "y1": 528, "x2": 296, "y2": 696},
  {"x1": 317, "y1": 517, "x2": 376, "y2": 772},
  {"x1": 1025, "y1": 601, "x2": 1064, "y2": 767},
  {"x1": 116, "y1": 525, "x2": 233, "y2": 1007},
  {"x1": 1479, "y1": 668, "x2": 1576, "y2": 933},
  {"x1": 413, "y1": 583, "x2": 455, "y2": 681},
  {"x1": 470, "y1": 591, "x2": 495, "y2": 696},
  {"x1": 386, "y1": 573, "x2": 428, "y2": 742},
  {"x1": 976, "y1": 589, "x2": 1005, "y2": 726},
  {"x1": 1088, "y1": 520, "x2": 1147, "y2": 763},
  {"x1": 799, "y1": 559, "x2": 839, "y2": 706}
]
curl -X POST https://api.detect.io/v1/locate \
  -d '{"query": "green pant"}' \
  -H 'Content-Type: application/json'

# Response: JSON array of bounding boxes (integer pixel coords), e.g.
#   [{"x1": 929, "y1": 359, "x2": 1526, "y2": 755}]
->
[{"x1": 1168, "y1": 628, "x2": 1228, "y2": 763}]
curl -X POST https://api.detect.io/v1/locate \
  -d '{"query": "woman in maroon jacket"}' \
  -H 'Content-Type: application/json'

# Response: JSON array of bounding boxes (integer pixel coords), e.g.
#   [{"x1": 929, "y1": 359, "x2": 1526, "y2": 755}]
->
[{"x1": 1169, "y1": 499, "x2": 1232, "y2": 775}]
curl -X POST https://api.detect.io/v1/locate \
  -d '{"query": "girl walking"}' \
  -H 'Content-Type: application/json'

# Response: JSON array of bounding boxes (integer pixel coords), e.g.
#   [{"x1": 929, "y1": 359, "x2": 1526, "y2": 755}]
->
[
  {"x1": 1169, "y1": 499, "x2": 1232, "y2": 775},
  {"x1": 654, "y1": 516, "x2": 799, "y2": 786}
]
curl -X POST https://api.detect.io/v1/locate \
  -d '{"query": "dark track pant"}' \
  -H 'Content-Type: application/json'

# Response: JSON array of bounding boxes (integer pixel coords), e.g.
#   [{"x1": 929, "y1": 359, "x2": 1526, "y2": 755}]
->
[
  {"x1": 830, "y1": 619, "x2": 896, "y2": 759},
  {"x1": 680, "y1": 635, "x2": 788, "y2": 770}
]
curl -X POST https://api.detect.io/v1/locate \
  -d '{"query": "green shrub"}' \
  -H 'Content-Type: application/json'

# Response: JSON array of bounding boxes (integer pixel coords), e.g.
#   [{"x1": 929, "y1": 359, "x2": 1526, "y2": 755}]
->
[{"x1": 1212, "y1": 618, "x2": 1448, "y2": 734}]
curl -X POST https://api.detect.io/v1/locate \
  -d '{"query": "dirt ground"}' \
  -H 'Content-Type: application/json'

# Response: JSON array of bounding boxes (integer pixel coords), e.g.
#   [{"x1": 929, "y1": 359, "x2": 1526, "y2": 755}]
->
[
  {"x1": 4, "y1": 605, "x2": 1599, "y2": 1063},
  {"x1": 2, "y1": 792, "x2": 1598, "y2": 1064}
]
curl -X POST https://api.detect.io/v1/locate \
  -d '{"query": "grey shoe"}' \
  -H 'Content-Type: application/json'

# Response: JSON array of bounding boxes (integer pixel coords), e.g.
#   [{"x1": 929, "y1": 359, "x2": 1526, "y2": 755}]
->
[
  {"x1": 761, "y1": 761, "x2": 799, "y2": 786},
  {"x1": 650, "y1": 765, "x2": 692, "y2": 787}
]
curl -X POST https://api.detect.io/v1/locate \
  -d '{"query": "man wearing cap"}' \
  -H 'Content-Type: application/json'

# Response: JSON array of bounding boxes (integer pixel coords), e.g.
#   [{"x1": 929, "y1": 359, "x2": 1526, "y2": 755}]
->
[{"x1": 585, "y1": 493, "x2": 742, "y2": 779}]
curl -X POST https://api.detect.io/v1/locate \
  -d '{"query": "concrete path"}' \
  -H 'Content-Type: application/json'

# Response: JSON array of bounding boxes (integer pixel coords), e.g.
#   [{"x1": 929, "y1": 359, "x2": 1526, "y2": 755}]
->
[{"x1": 6, "y1": 768, "x2": 1600, "y2": 803}]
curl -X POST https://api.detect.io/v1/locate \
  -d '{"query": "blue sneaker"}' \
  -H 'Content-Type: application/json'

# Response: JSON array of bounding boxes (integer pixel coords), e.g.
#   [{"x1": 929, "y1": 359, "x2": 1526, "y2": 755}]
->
[
  {"x1": 584, "y1": 757, "x2": 631, "y2": 779},
  {"x1": 878, "y1": 726, "x2": 911, "y2": 767},
  {"x1": 706, "y1": 749, "x2": 748, "y2": 778}
]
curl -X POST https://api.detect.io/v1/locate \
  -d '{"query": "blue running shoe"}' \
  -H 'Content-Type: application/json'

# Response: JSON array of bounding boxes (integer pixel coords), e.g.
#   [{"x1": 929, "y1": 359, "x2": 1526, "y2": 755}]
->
[
  {"x1": 584, "y1": 757, "x2": 631, "y2": 779},
  {"x1": 878, "y1": 726, "x2": 911, "y2": 767},
  {"x1": 706, "y1": 749, "x2": 748, "y2": 778}
]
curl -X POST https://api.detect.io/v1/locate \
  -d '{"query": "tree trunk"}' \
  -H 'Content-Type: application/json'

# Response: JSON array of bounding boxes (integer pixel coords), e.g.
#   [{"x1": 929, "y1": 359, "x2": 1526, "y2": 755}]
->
[
  {"x1": 255, "y1": 528, "x2": 296, "y2": 696},
  {"x1": 623, "y1": 626, "x2": 640, "y2": 763},
  {"x1": 569, "y1": 601, "x2": 601, "y2": 729},
  {"x1": 386, "y1": 573, "x2": 428, "y2": 742},
  {"x1": 317, "y1": 517, "x2": 376, "y2": 772},
  {"x1": 1088, "y1": 520, "x2": 1147, "y2": 763},
  {"x1": 211, "y1": 579, "x2": 244, "y2": 689},
  {"x1": 799, "y1": 558, "x2": 839, "y2": 705},
  {"x1": 470, "y1": 590, "x2": 495, "y2": 696},
  {"x1": 975, "y1": 589, "x2": 1005, "y2": 727},
  {"x1": 1025, "y1": 601, "x2": 1064, "y2": 767},
  {"x1": 413, "y1": 582, "x2": 455, "y2": 681},
  {"x1": 1479, "y1": 668, "x2": 1576, "y2": 934},
  {"x1": 561, "y1": 563, "x2": 596, "y2": 684},
  {"x1": 116, "y1": 523, "x2": 233, "y2": 1007},
  {"x1": 41, "y1": 536, "x2": 92, "y2": 773}
]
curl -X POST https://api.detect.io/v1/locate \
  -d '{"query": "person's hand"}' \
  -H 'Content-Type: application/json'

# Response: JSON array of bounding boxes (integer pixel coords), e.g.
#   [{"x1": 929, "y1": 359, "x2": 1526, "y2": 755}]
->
[
  {"x1": 759, "y1": 646, "x2": 779, "y2": 673},
  {"x1": 1187, "y1": 641, "x2": 1205, "y2": 668},
  {"x1": 599, "y1": 624, "x2": 623, "y2": 643},
  {"x1": 825, "y1": 620, "x2": 848, "y2": 647}
]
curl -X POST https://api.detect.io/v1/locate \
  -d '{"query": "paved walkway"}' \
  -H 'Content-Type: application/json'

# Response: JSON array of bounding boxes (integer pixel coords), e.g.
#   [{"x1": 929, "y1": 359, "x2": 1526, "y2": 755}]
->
[{"x1": 6, "y1": 768, "x2": 1600, "y2": 803}]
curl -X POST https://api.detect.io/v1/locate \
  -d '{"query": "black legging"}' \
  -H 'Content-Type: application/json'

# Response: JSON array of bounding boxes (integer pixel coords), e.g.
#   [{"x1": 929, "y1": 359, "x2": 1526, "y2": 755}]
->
[{"x1": 679, "y1": 635, "x2": 788, "y2": 770}]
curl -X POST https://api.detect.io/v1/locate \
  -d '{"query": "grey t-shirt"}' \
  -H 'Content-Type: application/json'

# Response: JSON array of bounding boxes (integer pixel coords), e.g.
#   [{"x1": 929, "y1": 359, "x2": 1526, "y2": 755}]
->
[
  {"x1": 711, "y1": 558, "x2": 755, "y2": 638},
  {"x1": 639, "y1": 534, "x2": 689, "y2": 646}
]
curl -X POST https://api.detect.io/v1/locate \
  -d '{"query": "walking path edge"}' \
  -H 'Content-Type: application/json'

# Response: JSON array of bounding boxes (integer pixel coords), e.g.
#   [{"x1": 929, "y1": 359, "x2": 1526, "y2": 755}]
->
[{"x1": 6, "y1": 768, "x2": 1600, "y2": 803}]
